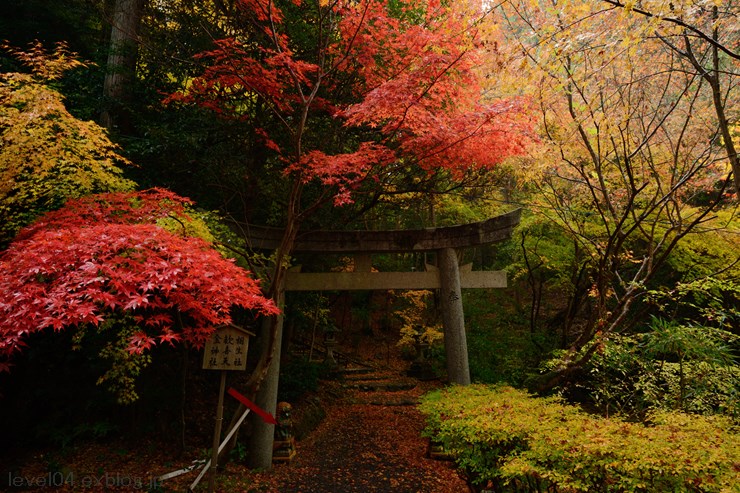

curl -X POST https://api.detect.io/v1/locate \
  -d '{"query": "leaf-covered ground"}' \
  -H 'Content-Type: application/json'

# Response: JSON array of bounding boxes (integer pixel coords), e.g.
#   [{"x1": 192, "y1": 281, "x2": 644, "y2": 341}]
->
[
  {"x1": 5, "y1": 376, "x2": 467, "y2": 492},
  {"x1": 243, "y1": 381, "x2": 467, "y2": 492}
]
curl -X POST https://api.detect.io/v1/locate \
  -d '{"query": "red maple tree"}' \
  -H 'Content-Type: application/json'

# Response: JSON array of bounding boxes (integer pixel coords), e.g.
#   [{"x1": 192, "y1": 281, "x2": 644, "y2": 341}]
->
[
  {"x1": 0, "y1": 189, "x2": 277, "y2": 371},
  {"x1": 164, "y1": 0, "x2": 535, "y2": 403},
  {"x1": 168, "y1": 0, "x2": 533, "y2": 205}
]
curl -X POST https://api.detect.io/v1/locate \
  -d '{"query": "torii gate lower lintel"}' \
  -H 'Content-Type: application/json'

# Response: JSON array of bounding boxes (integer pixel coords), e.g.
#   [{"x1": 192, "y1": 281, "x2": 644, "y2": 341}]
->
[{"x1": 244, "y1": 209, "x2": 521, "y2": 469}]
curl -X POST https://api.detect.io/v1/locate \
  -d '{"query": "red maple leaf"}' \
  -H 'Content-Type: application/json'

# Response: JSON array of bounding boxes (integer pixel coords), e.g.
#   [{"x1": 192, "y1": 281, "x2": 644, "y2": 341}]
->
[
  {"x1": 0, "y1": 190, "x2": 279, "y2": 361},
  {"x1": 172, "y1": 0, "x2": 533, "y2": 206}
]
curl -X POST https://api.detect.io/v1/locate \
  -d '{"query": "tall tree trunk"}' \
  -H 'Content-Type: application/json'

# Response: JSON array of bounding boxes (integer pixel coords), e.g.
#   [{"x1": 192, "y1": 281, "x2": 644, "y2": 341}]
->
[
  {"x1": 101, "y1": 0, "x2": 146, "y2": 132},
  {"x1": 217, "y1": 179, "x2": 303, "y2": 469}
]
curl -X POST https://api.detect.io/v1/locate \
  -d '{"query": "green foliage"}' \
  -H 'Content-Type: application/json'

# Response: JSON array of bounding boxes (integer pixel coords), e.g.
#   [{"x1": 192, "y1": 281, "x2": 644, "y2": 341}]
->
[
  {"x1": 466, "y1": 326, "x2": 551, "y2": 387},
  {"x1": 44, "y1": 419, "x2": 118, "y2": 450},
  {"x1": 503, "y1": 196, "x2": 738, "y2": 399},
  {"x1": 509, "y1": 212, "x2": 580, "y2": 293},
  {"x1": 573, "y1": 334, "x2": 647, "y2": 416},
  {"x1": 642, "y1": 318, "x2": 734, "y2": 366},
  {"x1": 646, "y1": 275, "x2": 740, "y2": 333},
  {"x1": 278, "y1": 358, "x2": 325, "y2": 402},
  {"x1": 288, "y1": 293, "x2": 333, "y2": 333},
  {"x1": 646, "y1": 210, "x2": 740, "y2": 332},
  {"x1": 95, "y1": 317, "x2": 153, "y2": 405},
  {"x1": 644, "y1": 361, "x2": 740, "y2": 417},
  {"x1": 420, "y1": 385, "x2": 740, "y2": 492},
  {"x1": 579, "y1": 321, "x2": 740, "y2": 419},
  {"x1": 464, "y1": 290, "x2": 556, "y2": 386},
  {"x1": 431, "y1": 194, "x2": 490, "y2": 227},
  {"x1": 665, "y1": 210, "x2": 739, "y2": 282}
]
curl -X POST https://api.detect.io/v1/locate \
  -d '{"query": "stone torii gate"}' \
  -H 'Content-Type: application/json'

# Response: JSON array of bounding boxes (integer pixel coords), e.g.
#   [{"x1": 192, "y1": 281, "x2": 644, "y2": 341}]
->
[{"x1": 244, "y1": 208, "x2": 521, "y2": 468}]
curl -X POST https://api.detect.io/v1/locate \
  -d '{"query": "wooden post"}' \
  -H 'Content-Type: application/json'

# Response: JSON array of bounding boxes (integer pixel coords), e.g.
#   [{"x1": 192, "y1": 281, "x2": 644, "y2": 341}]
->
[
  {"x1": 208, "y1": 371, "x2": 227, "y2": 493},
  {"x1": 199, "y1": 325, "x2": 253, "y2": 490},
  {"x1": 438, "y1": 247, "x2": 471, "y2": 385},
  {"x1": 188, "y1": 406, "x2": 251, "y2": 491}
]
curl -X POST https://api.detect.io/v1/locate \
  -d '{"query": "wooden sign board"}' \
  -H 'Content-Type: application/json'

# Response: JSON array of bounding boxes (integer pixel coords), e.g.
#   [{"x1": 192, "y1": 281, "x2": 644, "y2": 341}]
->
[{"x1": 202, "y1": 325, "x2": 255, "y2": 371}]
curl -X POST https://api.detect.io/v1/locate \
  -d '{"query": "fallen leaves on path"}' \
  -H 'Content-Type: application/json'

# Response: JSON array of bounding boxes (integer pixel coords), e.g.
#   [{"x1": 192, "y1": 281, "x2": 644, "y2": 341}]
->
[
  {"x1": 5, "y1": 378, "x2": 468, "y2": 492},
  {"x1": 244, "y1": 388, "x2": 468, "y2": 493}
]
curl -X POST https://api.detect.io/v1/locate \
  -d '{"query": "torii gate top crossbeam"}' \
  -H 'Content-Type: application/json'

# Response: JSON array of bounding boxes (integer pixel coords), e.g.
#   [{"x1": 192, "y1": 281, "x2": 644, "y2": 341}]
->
[{"x1": 240, "y1": 209, "x2": 521, "y2": 253}]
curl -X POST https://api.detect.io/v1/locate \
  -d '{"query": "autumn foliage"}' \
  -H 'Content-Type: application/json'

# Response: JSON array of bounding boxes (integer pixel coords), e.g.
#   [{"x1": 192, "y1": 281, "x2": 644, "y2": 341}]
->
[
  {"x1": 0, "y1": 42, "x2": 137, "y2": 245},
  {"x1": 335, "y1": 0, "x2": 532, "y2": 176},
  {"x1": 0, "y1": 189, "x2": 277, "y2": 371},
  {"x1": 0, "y1": 72, "x2": 135, "y2": 244},
  {"x1": 421, "y1": 385, "x2": 740, "y2": 492},
  {"x1": 168, "y1": 0, "x2": 533, "y2": 205}
]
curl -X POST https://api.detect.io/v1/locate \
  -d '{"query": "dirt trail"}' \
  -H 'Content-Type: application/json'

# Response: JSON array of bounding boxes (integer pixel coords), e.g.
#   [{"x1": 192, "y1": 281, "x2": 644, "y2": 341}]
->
[
  {"x1": 245, "y1": 374, "x2": 468, "y2": 493},
  {"x1": 2, "y1": 369, "x2": 468, "y2": 492}
]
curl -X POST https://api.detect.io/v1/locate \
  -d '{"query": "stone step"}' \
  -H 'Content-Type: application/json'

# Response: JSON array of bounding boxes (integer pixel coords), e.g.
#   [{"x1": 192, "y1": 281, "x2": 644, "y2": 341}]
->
[
  {"x1": 342, "y1": 374, "x2": 389, "y2": 382},
  {"x1": 345, "y1": 380, "x2": 417, "y2": 392},
  {"x1": 367, "y1": 397, "x2": 418, "y2": 406},
  {"x1": 340, "y1": 367, "x2": 376, "y2": 378}
]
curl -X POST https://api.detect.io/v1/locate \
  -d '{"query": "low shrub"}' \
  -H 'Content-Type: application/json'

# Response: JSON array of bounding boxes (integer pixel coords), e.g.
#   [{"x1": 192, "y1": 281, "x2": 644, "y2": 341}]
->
[{"x1": 419, "y1": 385, "x2": 740, "y2": 492}]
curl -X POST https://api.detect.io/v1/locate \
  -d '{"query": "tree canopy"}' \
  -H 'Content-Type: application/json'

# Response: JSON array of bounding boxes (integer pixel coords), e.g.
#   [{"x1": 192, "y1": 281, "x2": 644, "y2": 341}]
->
[
  {"x1": 0, "y1": 189, "x2": 277, "y2": 371},
  {"x1": 0, "y1": 42, "x2": 135, "y2": 245},
  {"x1": 167, "y1": 0, "x2": 533, "y2": 211}
]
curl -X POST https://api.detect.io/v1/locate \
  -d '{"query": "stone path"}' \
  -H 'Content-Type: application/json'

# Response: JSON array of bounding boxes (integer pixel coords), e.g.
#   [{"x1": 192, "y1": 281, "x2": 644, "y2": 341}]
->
[{"x1": 246, "y1": 370, "x2": 468, "y2": 493}]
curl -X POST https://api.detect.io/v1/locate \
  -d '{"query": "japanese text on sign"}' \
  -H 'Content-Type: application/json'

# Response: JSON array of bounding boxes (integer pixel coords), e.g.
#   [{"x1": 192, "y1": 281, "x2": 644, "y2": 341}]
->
[{"x1": 202, "y1": 325, "x2": 253, "y2": 371}]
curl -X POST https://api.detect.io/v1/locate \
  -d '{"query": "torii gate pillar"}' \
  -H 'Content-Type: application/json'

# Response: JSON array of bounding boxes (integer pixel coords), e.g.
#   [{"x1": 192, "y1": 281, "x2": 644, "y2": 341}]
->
[
  {"x1": 247, "y1": 288, "x2": 285, "y2": 470},
  {"x1": 438, "y1": 248, "x2": 470, "y2": 385},
  {"x1": 232, "y1": 210, "x2": 520, "y2": 469}
]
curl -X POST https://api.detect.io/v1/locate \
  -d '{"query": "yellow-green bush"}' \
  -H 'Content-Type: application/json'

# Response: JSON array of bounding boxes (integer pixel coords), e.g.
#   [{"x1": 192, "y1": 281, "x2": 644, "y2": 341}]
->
[{"x1": 419, "y1": 385, "x2": 740, "y2": 492}]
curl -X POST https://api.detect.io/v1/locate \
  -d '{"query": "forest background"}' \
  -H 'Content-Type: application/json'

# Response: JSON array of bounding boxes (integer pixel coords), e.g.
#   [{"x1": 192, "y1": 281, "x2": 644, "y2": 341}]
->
[{"x1": 0, "y1": 0, "x2": 738, "y2": 488}]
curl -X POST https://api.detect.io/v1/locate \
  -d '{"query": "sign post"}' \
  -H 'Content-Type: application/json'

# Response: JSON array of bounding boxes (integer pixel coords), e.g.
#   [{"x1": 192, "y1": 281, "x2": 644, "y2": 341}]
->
[{"x1": 201, "y1": 324, "x2": 254, "y2": 493}]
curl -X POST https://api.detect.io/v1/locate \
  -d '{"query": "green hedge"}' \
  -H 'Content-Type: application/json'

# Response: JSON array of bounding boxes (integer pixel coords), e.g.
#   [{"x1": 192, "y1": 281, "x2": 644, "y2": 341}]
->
[{"x1": 419, "y1": 385, "x2": 740, "y2": 492}]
